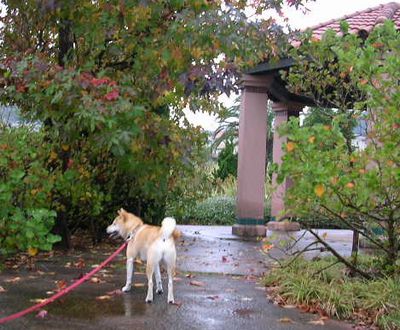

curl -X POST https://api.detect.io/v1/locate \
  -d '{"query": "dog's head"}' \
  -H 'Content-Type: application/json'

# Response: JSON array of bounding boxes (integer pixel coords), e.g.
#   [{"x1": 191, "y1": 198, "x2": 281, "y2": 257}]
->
[{"x1": 106, "y1": 208, "x2": 143, "y2": 240}]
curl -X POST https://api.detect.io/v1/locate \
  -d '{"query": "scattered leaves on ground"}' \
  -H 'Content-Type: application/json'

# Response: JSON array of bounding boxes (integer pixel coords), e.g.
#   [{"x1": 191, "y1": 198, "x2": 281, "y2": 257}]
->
[{"x1": 5, "y1": 276, "x2": 21, "y2": 283}]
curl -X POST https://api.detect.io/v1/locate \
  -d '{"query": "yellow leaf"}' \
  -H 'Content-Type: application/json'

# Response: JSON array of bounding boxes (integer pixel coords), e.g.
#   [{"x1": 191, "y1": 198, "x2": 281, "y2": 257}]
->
[
  {"x1": 28, "y1": 247, "x2": 39, "y2": 256},
  {"x1": 308, "y1": 136, "x2": 316, "y2": 144},
  {"x1": 286, "y1": 142, "x2": 296, "y2": 152},
  {"x1": 50, "y1": 151, "x2": 58, "y2": 160},
  {"x1": 323, "y1": 125, "x2": 331, "y2": 131},
  {"x1": 314, "y1": 184, "x2": 325, "y2": 198},
  {"x1": 61, "y1": 144, "x2": 70, "y2": 151}
]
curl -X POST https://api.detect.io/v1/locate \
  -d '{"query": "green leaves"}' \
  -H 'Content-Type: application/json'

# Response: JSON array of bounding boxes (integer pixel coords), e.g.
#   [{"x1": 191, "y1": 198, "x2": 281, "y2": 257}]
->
[{"x1": 278, "y1": 22, "x2": 400, "y2": 272}]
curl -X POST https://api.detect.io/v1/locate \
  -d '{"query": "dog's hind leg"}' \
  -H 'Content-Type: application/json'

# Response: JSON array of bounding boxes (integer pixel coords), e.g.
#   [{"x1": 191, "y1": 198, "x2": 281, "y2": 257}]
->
[
  {"x1": 155, "y1": 263, "x2": 163, "y2": 294},
  {"x1": 164, "y1": 249, "x2": 176, "y2": 304},
  {"x1": 122, "y1": 257, "x2": 134, "y2": 292},
  {"x1": 145, "y1": 261, "x2": 155, "y2": 303}
]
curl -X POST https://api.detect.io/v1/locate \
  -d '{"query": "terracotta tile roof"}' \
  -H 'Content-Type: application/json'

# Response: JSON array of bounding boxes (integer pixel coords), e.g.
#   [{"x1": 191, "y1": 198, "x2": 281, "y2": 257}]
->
[{"x1": 307, "y1": 2, "x2": 400, "y2": 39}]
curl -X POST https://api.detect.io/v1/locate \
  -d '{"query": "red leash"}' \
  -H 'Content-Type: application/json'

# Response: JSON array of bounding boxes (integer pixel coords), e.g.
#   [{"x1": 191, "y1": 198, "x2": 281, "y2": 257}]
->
[{"x1": 0, "y1": 241, "x2": 128, "y2": 325}]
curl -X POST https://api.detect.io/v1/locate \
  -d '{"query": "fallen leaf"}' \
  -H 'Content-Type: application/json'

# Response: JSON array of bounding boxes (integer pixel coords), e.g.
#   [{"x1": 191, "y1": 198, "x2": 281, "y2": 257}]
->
[
  {"x1": 90, "y1": 277, "x2": 103, "y2": 284},
  {"x1": 278, "y1": 317, "x2": 294, "y2": 323},
  {"x1": 171, "y1": 300, "x2": 183, "y2": 307},
  {"x1": 96, "y1": 295, "x2": 111, "y2": 301},
  {"x1": 222, "y1": 256, "x2": 228, "y2": 263},
  {"x1": 64, "y1": 262, "x2": 72, "y2": 268},
  {"x1": 133, "y1": 283, "x2": 145, "y2": 288},
  {"x1": 56, "y1": 280, "x2": 67, "y2": 291},
  {"x1": 282, "y1": 304, "x2": 297, "y2": 309},
  {"x1": 30, "y1": 298, "x2": 47, "y2": 304},
  {"x1": 36, "y1": 310, "x2": 48, "y2": 319},
  {"x1": 0, "y1": 286, "x2": 6, "y2": 293},
  {"x1": 74, "y1": 258, "x2": 86, "y2": 269},
  {"x1": 308, "y1": 319, "x2": 325, "y2": 325},
  {"x1": 173, "y1": 277, "x2": 182, "y2": 282},
  {"x1": 5, "y1": 277, "x2": 21, "y2": 283},
  {"x1": 189, "y1": 280, "x2": 205, "y2": 287},
  {"x1": 106, "y1": 289, "x2": 123, "y2": 296},
  {"x1": 241, "y1": 297, "x2": 253, "y2": 302},
  {"x1": 207, "y1": 295, "x2": 220, "y2": 300},
  {"x1": 185, "y1": 273, "x2": 195, "y2": 279}
]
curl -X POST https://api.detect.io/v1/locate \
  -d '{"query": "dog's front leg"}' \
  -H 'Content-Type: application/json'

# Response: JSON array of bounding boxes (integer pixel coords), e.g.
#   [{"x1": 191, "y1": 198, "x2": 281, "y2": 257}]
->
[{"x1": 122, "y1": 257, "x2": 134, "y2": 292}]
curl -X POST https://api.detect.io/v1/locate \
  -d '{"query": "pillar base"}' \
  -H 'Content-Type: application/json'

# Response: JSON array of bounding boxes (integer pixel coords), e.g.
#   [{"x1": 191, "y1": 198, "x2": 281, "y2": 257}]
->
[
  {"x1": 267, "y1": 221, "x2": 300, "y2": 231},
  {"x1": 232, "y1": 224, "x2": 266, "y2": 237}
]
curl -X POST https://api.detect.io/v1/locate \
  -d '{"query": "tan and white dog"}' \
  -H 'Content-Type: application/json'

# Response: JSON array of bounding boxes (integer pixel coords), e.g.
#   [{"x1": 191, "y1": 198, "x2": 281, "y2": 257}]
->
[{"x1": 106, "y1": 208, "x2": 180, "y2": 303}]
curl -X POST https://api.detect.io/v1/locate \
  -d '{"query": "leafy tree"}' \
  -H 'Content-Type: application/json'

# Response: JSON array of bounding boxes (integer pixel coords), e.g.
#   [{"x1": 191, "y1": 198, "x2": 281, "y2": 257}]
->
[
  {"x1": 277, "y1": 21, "x2": 400, "y2": 277},
  {"x1": 0, "y1": 0, "x2": 306, "y2": 249}
]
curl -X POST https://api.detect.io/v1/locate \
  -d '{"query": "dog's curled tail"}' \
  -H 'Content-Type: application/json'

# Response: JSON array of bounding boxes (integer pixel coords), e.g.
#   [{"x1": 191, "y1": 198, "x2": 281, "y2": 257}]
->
[{"x1": 161, "y1": 217, "x2": 178, "y2": 240}]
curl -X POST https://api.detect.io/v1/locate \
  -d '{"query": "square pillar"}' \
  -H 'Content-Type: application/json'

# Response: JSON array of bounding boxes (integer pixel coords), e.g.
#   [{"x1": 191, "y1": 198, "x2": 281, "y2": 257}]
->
[
  {"x1": 269, "y1": 102, "x2": 302, "y2": 231},
  {"x1": 233, "y1": 74, "x2": 272, "y2": 237}
]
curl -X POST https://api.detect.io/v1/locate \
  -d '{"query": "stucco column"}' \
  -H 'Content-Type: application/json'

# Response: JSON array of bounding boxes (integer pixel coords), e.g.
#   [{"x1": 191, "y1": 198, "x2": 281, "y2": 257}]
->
[
  {"x1": 233, "y1": 74, "x2": 272, "y2": 237},
  {"x1": 268, "y1": 102, "x2": 301, "y2": 231}
]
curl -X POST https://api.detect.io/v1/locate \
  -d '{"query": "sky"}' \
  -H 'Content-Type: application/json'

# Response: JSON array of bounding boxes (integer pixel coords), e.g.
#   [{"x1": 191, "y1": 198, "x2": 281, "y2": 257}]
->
[{"x1": 184, "y1": 0, "x2": 395, "y2": 131}]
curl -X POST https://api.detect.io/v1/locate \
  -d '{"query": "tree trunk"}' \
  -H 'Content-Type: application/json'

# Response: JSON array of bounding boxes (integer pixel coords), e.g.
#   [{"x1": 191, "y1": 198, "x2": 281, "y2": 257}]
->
[{"x1": 52, "y1": 17, "x2": 74, "y2": 249}]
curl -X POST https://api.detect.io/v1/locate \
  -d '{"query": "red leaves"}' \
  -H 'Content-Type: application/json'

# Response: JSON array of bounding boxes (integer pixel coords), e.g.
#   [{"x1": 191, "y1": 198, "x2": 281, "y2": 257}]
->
[
  {"x1": 104, "y1": 89, "x2": 119, "y2": 101},
  {"x1": 55, "y1": 280, "x2": 67, "y2": 292},
  {"x1": 91, "y1": 77, "x2": 110, "y2": 87}
]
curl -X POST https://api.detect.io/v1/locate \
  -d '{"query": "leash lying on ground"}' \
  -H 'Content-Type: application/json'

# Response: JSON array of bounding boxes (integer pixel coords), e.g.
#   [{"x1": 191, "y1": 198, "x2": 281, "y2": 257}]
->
[{"x1": 0, "y1": 241, "x2": 128, "y2": 325}]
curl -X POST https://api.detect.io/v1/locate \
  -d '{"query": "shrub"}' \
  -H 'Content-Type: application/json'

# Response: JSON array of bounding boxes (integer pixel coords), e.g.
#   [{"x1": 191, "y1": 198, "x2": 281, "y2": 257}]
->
[
  {"x1": 182, "y1": 195, "x2": 271, "y2": 225},
  {"x1": 0, "y1": 124, "x2": 60, "y2": 254}
]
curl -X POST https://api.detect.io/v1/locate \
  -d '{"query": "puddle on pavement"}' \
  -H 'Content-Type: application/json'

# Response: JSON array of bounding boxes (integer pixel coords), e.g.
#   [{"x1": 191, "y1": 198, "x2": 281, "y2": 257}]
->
[{"x1": 47, "y1": 295, "x2": 147, "y2": 319}]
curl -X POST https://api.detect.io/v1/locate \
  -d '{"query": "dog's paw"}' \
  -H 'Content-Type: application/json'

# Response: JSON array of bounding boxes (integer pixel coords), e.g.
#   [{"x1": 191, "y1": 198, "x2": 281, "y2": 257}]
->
[
  {"x1": 168, "y1": 299, "x2": 175, "y2": 304},
  {"x1": 145, "y1": 298, "x2": 153, "y2": 304},
  {"x1": 121, "y1": 285, "x2": 132, "y2": 292},
  {"x1": 156, "y1": 289, "x2": 164, "y2": 295}
]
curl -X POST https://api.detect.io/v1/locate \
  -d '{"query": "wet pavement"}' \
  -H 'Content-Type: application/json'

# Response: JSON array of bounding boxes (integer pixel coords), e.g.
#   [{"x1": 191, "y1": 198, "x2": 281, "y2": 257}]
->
[{"x1": 0, "y1": 226, "x2": 354, "y2": 330}]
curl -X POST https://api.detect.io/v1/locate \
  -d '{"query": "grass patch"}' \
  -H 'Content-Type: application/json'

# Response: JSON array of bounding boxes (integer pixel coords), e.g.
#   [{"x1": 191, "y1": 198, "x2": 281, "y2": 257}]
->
[{"x1": 264, "y1": 257, "x2": 400, "y2": 329}]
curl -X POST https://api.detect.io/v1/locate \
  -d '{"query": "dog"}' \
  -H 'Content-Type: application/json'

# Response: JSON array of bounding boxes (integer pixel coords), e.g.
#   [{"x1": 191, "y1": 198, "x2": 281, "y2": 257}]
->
[{"x1": 106, "y1": 208, "x2": 180, "y2": 303}]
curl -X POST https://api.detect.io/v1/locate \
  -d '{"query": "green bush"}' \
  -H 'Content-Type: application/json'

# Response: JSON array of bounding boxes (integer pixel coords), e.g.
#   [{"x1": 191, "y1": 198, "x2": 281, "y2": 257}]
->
[
  {"x1": 182, "y1": 196, "x2": 271, "y2": 225},
  {"x1": 0, "y1": 124, "x2": 60, "y2": 254}
]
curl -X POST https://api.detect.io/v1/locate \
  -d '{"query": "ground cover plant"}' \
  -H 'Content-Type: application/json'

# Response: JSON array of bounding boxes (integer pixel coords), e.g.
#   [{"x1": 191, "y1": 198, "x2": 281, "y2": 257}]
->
[{"x1": 264, "y1": 257, "x2": 400, "y2": 329}]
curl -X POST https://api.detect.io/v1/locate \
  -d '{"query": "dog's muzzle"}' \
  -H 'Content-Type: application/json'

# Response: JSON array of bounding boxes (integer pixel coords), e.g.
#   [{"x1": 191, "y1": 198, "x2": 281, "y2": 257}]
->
[{"x1": 106, "y1": 225, "x2": 120, "y2": 239}]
